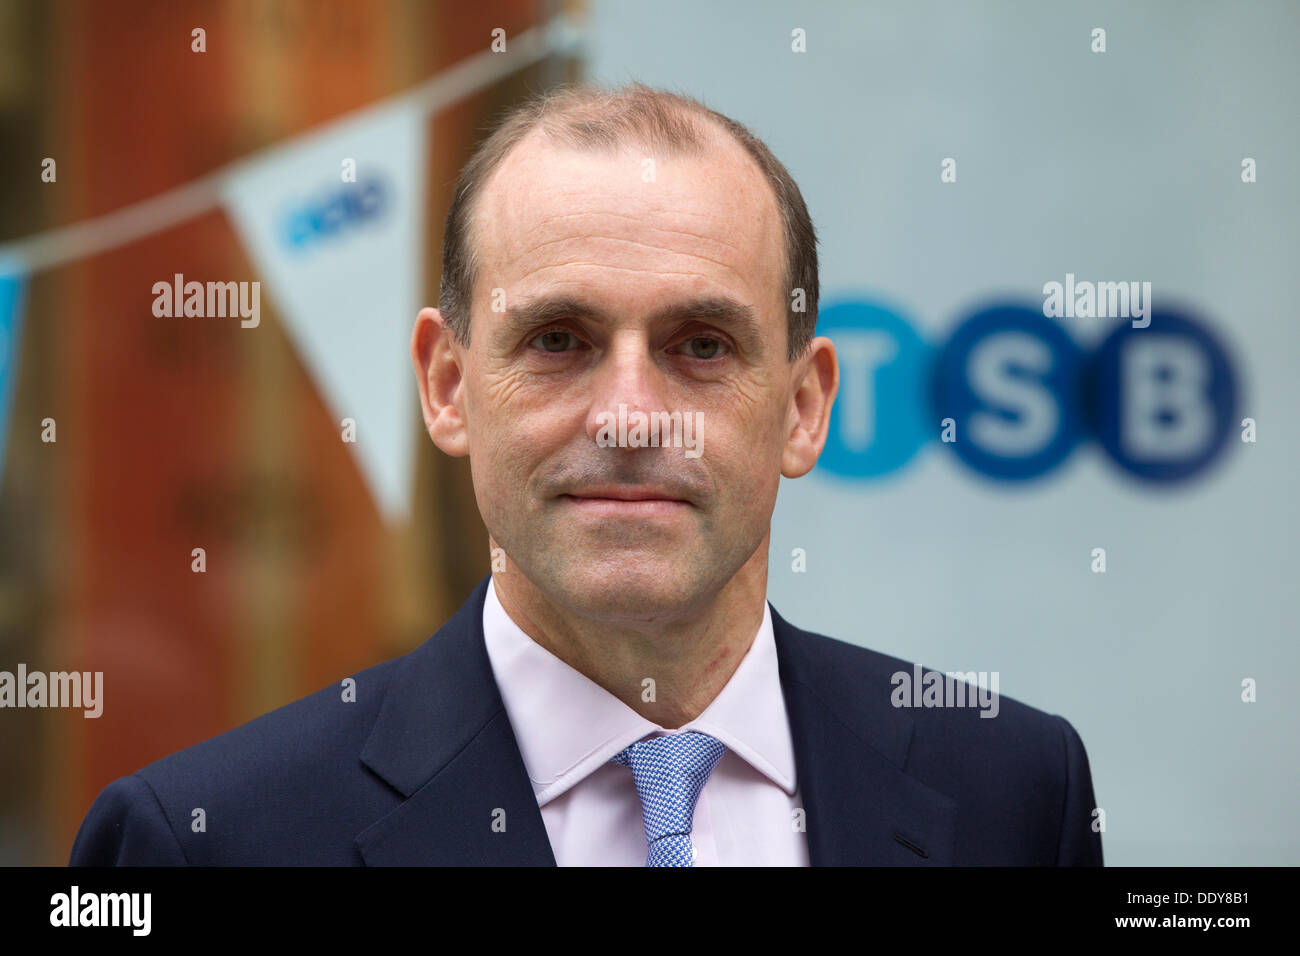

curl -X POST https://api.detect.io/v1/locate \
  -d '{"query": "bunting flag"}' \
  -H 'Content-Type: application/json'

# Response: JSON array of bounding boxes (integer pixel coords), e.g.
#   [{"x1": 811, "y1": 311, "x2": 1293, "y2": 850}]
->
[
  {"x1": 220, "y1": 98, "x2": 428, "y2": 523},
  {"x1": 0, "y1": 261, "x2": 28, "y2": 483},
  {"x1": 0, "y1": 18, "x2": 571, "y2": 523}
]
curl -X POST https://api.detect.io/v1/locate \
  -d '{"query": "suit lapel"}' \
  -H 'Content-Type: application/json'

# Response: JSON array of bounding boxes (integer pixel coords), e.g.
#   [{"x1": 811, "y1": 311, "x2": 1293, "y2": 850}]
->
[
  {"x1": 355, "y1": 576, "x2": 556, "y2": 865},
  {"x1": 771, "y1": 604, "x2": 957, "y2": 865}
]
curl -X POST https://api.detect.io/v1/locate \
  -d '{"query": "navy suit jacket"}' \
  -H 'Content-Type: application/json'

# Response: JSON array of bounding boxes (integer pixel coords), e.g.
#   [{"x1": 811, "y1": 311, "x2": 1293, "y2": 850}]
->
[{"x1": 70, "y1": 575, "x2": 1103, "y2": 865}]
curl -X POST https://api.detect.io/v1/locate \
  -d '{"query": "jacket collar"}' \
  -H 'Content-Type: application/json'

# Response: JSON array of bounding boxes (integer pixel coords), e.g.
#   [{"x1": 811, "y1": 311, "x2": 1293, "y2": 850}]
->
[
  {"x1": 356, "y1": 575, "x2": 556, "y2": 865},
  {"x1": 770, "y1": 604, "x2": 957, "y2": 865},
  {"x1": 355, "y1": 575, "x2": 955, "y2": 865}
]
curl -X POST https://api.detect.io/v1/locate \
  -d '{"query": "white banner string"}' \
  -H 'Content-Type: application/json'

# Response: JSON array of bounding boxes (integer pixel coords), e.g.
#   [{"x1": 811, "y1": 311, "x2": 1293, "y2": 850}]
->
[{"x1": 0, "y1": 17, "x2": 584, "y2": 276}]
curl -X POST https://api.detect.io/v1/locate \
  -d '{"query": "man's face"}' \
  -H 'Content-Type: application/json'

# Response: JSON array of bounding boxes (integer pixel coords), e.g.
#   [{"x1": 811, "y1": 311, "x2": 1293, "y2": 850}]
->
[{"x1": 424, "y1": 128, "x2": 819, "y2": 624}]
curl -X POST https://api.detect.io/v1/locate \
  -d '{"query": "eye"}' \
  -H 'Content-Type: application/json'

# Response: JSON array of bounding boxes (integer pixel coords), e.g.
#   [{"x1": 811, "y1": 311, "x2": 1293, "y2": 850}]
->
[
  {"x1": 676, "y1": 335, "x2": 728, "y2": 360},
  {"x1": 530, "y1": 328, "x2": 582, "y2": 353}
]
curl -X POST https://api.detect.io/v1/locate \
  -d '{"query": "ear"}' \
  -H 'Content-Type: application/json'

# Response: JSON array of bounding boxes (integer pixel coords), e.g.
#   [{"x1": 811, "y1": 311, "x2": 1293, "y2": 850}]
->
[
  {"x1": 781, "y1": 335, "x2": 838, "y2": 478},
  {"x1": 411, "y1": 306, "x2": 469, "y2": 457}
]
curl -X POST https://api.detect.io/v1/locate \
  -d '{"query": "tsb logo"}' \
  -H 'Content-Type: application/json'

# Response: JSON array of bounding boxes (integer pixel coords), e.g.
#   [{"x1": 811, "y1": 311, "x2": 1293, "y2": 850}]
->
[
  {"x1": 281, "y1": 177, "x2": 389, "y2": 251},
  {"x1": 818, "y1": 300, "x2": 1240, "y2": 484}
]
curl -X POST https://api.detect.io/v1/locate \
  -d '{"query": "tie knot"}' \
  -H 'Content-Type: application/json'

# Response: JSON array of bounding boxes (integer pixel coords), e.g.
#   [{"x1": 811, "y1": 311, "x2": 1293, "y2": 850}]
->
[{"x1": 610, "y1": 731, "x2": 727, "y2": 866}]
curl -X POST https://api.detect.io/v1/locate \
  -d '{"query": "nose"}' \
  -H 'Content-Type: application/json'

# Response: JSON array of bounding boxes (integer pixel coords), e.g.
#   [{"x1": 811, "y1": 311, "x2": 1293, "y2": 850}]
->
[{"x1": 585, "y1": 330, "x2": 672, "y2": 448}]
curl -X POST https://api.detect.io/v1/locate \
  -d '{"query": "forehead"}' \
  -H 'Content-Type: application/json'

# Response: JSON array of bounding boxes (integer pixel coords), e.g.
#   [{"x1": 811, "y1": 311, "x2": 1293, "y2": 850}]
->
[{"x1": 472, "y1": 125, "x2": 785, "y2": 309}]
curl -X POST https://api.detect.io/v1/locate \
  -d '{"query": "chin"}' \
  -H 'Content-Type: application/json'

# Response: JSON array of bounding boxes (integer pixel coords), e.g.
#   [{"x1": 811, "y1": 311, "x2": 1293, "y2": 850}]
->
[{"x1": 548, "y1": 560, "x2": 708, "y2": 624}]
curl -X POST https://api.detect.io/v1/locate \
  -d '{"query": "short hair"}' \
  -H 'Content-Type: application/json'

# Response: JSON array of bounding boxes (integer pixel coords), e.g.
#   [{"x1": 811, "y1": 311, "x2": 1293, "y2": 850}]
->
[{"x1": 438, "y1": 82, "x2": 819, "y2": 361}]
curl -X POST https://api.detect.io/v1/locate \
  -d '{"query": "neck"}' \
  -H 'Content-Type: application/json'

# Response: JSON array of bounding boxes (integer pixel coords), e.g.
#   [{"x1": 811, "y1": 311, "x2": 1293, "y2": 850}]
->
[{"x1": 490, "y1": 537, "x2": 770, "y2": 729}]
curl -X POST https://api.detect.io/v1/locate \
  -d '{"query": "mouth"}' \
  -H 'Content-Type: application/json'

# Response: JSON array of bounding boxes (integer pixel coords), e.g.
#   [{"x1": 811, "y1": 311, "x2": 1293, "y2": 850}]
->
[{"x1": 559, "y1": 487, "x2": 692, "y2": 517}]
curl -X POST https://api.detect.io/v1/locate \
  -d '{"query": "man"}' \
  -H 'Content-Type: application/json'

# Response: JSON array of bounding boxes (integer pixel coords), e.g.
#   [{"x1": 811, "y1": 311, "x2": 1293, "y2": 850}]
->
[{"x1": 70, "y1": 82, "x2": 1102, "y2": 866}]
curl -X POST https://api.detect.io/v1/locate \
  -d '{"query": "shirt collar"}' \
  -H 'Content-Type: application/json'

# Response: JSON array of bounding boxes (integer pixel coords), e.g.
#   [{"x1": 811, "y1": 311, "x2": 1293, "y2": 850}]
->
[{"x1": 481, "y1": 575, "x2": 798, "y2": 806}]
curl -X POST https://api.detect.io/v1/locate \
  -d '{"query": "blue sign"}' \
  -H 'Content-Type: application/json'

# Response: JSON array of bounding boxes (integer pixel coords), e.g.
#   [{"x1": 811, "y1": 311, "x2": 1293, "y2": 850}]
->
[
  {"x1": 815, "y1": 297, "x2": 1240, "y2": 486},
  {"x1": 817, "y1": 300, "x2": 933, "y2": 479},
  {"x1": 1087, "y1": 308, "x2": 1238, "y2": 483},
  {"x1": 934, "y1": 304, "x2": 1084, "y2": 481}
]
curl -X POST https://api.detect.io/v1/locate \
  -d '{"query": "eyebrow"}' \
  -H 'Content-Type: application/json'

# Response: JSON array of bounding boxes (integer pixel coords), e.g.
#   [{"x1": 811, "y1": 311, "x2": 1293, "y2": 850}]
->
[{"x1": 501, "y1": 294, "x2": 766, "y2": 355}]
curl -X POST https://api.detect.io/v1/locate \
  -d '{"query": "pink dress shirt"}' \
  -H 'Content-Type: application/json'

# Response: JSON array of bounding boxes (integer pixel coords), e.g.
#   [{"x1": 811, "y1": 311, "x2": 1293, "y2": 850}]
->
[{"x1": 481, "y1": 576, "x2": 810, "y2": 866}]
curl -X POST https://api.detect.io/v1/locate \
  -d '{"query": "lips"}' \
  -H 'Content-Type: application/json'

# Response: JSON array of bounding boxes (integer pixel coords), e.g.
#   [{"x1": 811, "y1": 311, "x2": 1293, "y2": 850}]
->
[
  {"x1": 558, "y1": 488, "x2": 692, "y2": 517},
  {"x1": 562, "y1": 486, "x2": 688, "y2": 503}
]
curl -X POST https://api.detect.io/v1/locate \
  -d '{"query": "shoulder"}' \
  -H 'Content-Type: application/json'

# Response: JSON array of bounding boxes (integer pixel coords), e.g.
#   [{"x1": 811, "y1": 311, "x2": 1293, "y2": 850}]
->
[
  {"x1": 778, "y1": 615, "x2": 1064, "y2": 746},
  {"x1": 72, "y1": 651, "x2": 410, "y2": 865},
  {"x1": 775, "y1": 610, "x2": 1102, "y2": 864},
  {"x1": 141, "y1": 653, "x2": 400, "y2": 790}
]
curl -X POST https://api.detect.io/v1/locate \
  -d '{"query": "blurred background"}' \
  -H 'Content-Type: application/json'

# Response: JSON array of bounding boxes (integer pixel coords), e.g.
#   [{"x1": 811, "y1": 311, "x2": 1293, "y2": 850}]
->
[{"x1": 0, "y1": 0, "x2": 1295, "y2": 866}]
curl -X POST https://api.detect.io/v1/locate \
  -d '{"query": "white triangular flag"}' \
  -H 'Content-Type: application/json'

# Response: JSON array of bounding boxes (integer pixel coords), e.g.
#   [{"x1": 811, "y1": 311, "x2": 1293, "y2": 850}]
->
[{"x1": 222, "y1": 98, "x2": 427, "y2": 523}]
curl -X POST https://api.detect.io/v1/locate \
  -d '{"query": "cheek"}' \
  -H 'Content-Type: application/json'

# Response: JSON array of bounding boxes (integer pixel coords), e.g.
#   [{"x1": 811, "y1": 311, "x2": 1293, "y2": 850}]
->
[
  {"x1": 479, "y1": 364, "x2": 535, "y2": 410},
  {"x1": 472, "y1": 417, "x2": 531, "y2": 497},
  {"x1": 465, "y1": 389, "x2": 569, "y2": 509},
  {"x1": 703, "y1": 420, "x2": 782, "y2": 507},
  {"x1": 705, "y1": 387, "x2": 786, "y2": 459}
]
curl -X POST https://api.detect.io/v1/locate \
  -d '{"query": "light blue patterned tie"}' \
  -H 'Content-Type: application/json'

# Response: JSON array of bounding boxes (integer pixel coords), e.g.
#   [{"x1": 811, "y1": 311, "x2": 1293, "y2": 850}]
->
[{"x1": 610, "y1": 731, "x2": 727, "y2": 867}]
